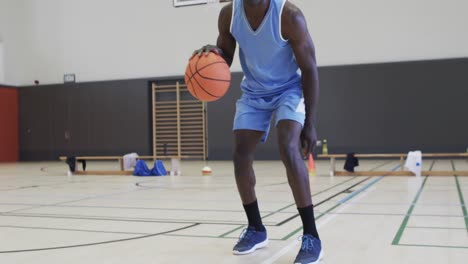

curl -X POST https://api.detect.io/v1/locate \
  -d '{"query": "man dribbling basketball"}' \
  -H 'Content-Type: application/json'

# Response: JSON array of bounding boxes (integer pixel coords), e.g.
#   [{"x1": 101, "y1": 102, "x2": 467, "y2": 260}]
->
[{"x1": 193, "y1": 0, "x2": 321, "y2": 263}]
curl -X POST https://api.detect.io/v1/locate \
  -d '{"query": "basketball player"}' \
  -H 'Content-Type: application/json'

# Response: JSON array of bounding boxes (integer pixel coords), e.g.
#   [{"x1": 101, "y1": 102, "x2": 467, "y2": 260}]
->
[{"x1": 193, "y1": 0, "x2": 321, "y2": 263}]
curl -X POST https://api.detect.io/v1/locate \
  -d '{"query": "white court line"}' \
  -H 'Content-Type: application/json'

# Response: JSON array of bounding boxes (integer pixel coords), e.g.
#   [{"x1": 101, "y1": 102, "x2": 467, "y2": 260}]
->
[
  {"x1": 261, "y1": 186, "x2": 378, "y2": 264},
  {"x1": 338, "y1": 202, "x2": 464, "y2": 206}
]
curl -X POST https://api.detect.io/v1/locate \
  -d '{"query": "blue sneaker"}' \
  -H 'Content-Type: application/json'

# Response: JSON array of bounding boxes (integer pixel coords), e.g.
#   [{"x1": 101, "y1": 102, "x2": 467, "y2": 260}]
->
[
  {"x1": 232, "y1": 226, "x2": 268, "y2": 255},
  {"x1": 294, "y1": 234, "x2": 323, "y2": 264}
]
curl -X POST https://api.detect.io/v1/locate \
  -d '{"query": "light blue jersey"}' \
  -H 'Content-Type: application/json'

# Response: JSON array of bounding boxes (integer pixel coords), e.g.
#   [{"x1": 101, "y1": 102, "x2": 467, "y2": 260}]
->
[
  {"x1": 231, "y1": 0, "x2": 305, "y2": 141},
  {"x1": 230, "y1": 0, "x2": 301, "y2": 97}
]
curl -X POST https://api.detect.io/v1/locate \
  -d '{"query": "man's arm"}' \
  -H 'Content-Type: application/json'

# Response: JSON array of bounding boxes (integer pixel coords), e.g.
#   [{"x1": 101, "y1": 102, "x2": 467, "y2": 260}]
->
[
  {"x1": 216, "y1": 4, "x2": 236, "y2": 66},
  {"x1": 193, "y1": 4, "x2": 236, "y2": 67},
  {"x1": 282, "y1": 4, "x2": 320, "y2": 155}
]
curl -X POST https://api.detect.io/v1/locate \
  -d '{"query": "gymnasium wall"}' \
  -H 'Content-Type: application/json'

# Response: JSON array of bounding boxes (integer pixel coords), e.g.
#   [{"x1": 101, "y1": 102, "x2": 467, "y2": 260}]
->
[
  {"x1": 19, "y1": 81, "x2": 152, "y2": 160},
  {"x1": 7, "y1": 0, "x2": 468, "y2": 160},
  {"x1": 0, "y1": 42, "x2": 5, "y2": 83},
  {"x1": 0, "y1": 87, "x2": 19, "y2": 162},
  {"x1": 18, "y1": 58, "x2": 468, "y2": 161},
  {"x1": 0, "y1": 0, "x2": 32, "y2": 86},
  {"x1": 208, "y1": 58, "x2": 468, "y2": 159},
  {"x1": 2, "y1": 0, "x2": 468, "y2": 85}
]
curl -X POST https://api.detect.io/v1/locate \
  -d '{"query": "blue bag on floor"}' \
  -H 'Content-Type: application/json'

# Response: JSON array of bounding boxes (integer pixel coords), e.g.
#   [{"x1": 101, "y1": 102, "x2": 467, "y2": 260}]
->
[
  {"x1": 150, "y1": 160, "x2": 167, "y2": 176},
  {"x1": 133, "y1": 160, "x2": 152, "y2": 176}
]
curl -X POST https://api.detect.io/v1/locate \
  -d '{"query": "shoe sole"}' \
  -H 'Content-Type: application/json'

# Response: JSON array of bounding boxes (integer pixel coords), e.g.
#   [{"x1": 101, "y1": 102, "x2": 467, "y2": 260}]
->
[
  {"x1": 232, "y1": 239, "x2": 269, "y2": 255},
  {"x1": 294, "y1": 249, "x2": 324, "y2": 264}
]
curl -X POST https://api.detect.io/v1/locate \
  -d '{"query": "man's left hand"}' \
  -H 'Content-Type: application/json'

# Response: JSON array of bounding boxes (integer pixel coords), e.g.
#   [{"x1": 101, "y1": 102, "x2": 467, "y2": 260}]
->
[{"x1": 300, "y1": 121, "x2": 317, "y2": 157}]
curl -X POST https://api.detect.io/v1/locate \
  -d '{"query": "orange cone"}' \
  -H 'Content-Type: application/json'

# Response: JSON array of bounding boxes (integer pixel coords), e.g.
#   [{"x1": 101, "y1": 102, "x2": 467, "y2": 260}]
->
[{"x1": 308, "y1": 154, "x2": 316, "y2": 176}]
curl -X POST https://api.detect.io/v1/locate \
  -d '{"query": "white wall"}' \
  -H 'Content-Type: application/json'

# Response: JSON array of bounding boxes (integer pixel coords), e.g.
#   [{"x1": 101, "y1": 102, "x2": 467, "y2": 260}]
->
[
  {"x1": 2, "y1": 0, "x2": 468, "y2": 85},
  {"x1": 0, "y1": 0, "x2": 33, "y2": 86},
  {"x1": 12, "y1": 0, "x2": 222, "y2": 85},
  {"x1": 0, "y1": 42, "x2": 4, "y2": 83},
  {"x1": 303, "y1": 0, "x2": 468, "y2": 66}
]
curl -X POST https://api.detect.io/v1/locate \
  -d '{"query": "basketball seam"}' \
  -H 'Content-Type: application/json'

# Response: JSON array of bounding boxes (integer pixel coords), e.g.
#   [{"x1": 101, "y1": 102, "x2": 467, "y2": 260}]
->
[
  {"x1": 196, "y1": 74, "x2": 231, "y2": 83},
  {"x1": 187, "y1": 61, "x2": 199, "y2": 99},
  {"x1": 185, "y1": 56, "x2": 229, "y2": 100},
  {"x1": 184, "y1": 73, "x2": 195, "y2": 97},
  {"x1": 191, "y1": 72, "x2": 219, "y2": 99},
  {"x1": 193, "y1": 58, "x2": 222, "y2": 99},
  {"x1": 195, "y1": 61, "x2": 230, "y2": 82},
  {"x1": 187, "y1": 60, "x2": 229, "y2": 83}
]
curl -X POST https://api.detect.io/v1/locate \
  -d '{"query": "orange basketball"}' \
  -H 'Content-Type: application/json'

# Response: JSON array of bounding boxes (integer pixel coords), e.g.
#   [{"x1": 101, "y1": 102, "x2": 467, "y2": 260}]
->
[{"x1": 184, "y1": 52, "x2": 231, "y2": 102}]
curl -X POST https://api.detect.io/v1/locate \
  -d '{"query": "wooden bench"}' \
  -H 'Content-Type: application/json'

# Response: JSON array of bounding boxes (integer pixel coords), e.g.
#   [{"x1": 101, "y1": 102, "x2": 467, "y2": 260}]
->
[
  {"x1": 318, "y1": 153, "x2": 468, "y2": 176},
  {"x1": 58, "y1": 155, "x2": 190, "y2": 176}
]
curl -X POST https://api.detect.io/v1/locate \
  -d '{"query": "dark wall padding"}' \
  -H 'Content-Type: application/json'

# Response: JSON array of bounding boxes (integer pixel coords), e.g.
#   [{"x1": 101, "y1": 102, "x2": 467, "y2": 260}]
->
[
  {"x1": 19, "y1": 80, "x2": 152, "y2": 160},
  {"x1": 316, "y1": 58, "x2": 468, "y2": 154},
  {"x1": 18, "y1": 58, "x2": 468, "y2": 161},
  {"x1": 206, "y1": 58, "x2": 468, "y2": 159}
]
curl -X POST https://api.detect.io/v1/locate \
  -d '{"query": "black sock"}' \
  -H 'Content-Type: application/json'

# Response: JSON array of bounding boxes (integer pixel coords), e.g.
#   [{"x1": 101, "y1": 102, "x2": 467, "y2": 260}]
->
[
  {"x1": 298, "y1": 205, "x2": 320, "y2": 239},
  {"x1": 243, "y1": 200, "x2": 266, "y2": 232}
]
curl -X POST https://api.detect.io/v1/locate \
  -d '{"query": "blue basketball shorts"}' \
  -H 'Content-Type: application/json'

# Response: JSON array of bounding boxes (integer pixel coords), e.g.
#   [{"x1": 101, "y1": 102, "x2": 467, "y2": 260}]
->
[{"x1": 233, "y1": 89, "x2": 305, "y2": 142}]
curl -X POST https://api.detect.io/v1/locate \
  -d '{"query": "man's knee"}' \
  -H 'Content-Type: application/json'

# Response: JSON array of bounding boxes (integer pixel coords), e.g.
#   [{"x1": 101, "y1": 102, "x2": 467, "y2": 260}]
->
[
  {"x1": 278, "y1": 138, "x2": 300, "y2": 160},
  {"x1": 233, "y1": 143, "x2": 255, "y2": 164}
]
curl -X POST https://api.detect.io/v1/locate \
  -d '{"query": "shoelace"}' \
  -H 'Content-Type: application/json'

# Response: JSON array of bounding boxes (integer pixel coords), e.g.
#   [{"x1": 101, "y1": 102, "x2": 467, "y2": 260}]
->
[
  {"x1": 237, "y1": 228, "x2": 255, "y2": 243},
  {"x1": 298, "y1": 235, "x2": 315, "y2": 252}
]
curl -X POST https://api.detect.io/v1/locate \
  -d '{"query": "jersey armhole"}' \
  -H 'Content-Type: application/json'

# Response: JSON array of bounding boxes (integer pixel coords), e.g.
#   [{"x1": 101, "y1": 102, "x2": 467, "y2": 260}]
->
[
  {"x1": 279, "y1": 0, "x2": 288, "y2": 42},
  {"x1": 229, "y1": 1, "x2": 235, "y2": 34}
]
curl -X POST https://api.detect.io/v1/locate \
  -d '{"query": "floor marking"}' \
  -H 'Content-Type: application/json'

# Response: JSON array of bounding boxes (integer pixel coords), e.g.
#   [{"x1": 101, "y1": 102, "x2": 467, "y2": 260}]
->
[
  {"x1": 397, "y1": 243, "x2": 468, "y2": 249},
  {"x1": 0, "y1": 223, "x2": 199, "y2": 254},
  {"x1": 0, "y1": 212, "x2": 267, "y2": 226},
  {"x1": 392, "y1": 176, "x2": 429, "y2": 245},
  {"x1": 261, "y1": 177, "x2": 360, "y2": 220},
  {"x1": 406, "y1": 226, "x2": 466, "y2": 230},
  {"x1": 277, "y1": 164, "x2": 399, "y2": 233},
  {"x1": 0, "y1": 225, "x2": 151, "y2": 235},
  {"x1": 262, "y1": 178, "x2": 379, "y2": 264},
  {"x1": 219, "y1": 225, "x2": 245, "y2": 238},
  {"x1": 315, "y1": 212, "x2": 468, "y2": 218},
  {"x1": 335, "y1": 202, "x2": 464, "y2": 207},
  {"x1": 4, "y1": 184, "x2": 154, "y2": 214},
  {"x1": 218, "y1": 177, "x2": 361, "y2": 238},
  {"x1": 338, "y1": 176, "x2": 384, "y2": 204},
  {"x1": 454, "y1": 175, "x2": 468, "y2": 232},
  {"x1": 275, "y1": 177, "x2": 373, "y2": 226}
]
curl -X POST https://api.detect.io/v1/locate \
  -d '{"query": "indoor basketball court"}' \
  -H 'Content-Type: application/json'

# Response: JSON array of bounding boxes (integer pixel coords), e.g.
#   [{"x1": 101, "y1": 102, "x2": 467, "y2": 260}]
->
[{"x1": 0, "y1": 0, "x2": 467, "y2": 263}]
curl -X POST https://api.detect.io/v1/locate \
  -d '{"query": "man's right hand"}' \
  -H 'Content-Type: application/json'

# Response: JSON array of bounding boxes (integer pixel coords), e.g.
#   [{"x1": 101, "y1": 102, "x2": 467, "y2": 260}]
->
[{"x1": 191, "y1": 44, "x2": 223, "y2": 58}]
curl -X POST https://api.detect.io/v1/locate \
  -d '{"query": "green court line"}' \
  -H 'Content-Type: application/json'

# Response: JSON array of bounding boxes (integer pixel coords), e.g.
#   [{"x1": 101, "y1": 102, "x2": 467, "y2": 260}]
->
[
  {"x1": 392, "y1": 176, "x2": 429, "y2": 245},
  {"x1": 264, "y1": 160, "x2": 391, "y2": 219},
  {"x1": 262, "y1": 176, "x2": 360, "y2": 219},
  {"x1": 282, "y1": 175, "x2": 388, "y2": 240},
  {"x1": 454, "y1": 175, "x2": 468, "y2": 232},
  {"x1": 429, "y1": 160, "x2": 436, "y2": 171},
  {"x1": 219, "y1": 177, "x2": 360, "y2": 238},
  {"x1": 397, "y1": 243, "x2": 468, "y2": 249},
  {"x1": 261, "y1": 203, "x2": 296, "y2": 220},
  {"x1": 220, "y1": 177, "x2": 359, "y2": 237},
  {"x1": 219, "y1": 225, "x2": 245, "y2": 238},
  {"x1": 321, "y1": 212, "x2": 468, "y2": 218},
  {"x1": 282, "y1": 202, "x2": 341, "y2": 240},
  {"x1": 406, "y1": 226, "x2": 467, "y2": 230},
  {"x1": 370, "y1": 160, "x2": 395, "y2": 171},
  {"x1": 222, "y1": 160, "x2": 389, "y2": 240},
  {"x1": 261, "y1": 181, "x2": 289, "y2": 187}
]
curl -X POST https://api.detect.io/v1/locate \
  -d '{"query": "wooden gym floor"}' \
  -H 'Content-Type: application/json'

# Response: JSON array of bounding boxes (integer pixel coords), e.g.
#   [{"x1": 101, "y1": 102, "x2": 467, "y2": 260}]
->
[{"x1": 0, "y1": 159, "x2": 467, "y2": 263}]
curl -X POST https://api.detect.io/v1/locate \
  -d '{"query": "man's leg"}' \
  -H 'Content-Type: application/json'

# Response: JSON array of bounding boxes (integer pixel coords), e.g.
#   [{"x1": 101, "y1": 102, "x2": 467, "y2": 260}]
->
[
  {"x1": 233, "y1": 129, "x2": 263, "y2": 205},
  {"x1": 277, "y1": 120, "x2": 322, "y2": 263},
  {"x1": 277, "y1": 120, "x2": 319, "y2": 236},
  {"x1": 232, "y1": 129, "x2": 268, "y2": 255}
]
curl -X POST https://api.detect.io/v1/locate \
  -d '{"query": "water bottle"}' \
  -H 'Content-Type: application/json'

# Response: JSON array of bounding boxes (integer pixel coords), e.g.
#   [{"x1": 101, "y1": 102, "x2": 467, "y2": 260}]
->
[{"x1": 322, "y1": 139, "x2": 328, "y2": 155}]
